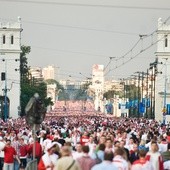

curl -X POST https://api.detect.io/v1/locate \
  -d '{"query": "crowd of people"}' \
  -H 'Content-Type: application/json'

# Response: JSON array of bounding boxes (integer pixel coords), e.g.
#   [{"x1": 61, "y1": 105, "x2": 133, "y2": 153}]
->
[{"x1": 0, "y1": 114, "x2": 169, "y2": 170}]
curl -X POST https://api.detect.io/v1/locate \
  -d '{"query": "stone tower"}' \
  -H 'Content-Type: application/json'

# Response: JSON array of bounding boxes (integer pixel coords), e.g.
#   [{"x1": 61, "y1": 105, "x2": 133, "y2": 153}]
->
[
  {"x1": 155, "y1": 18, "x2": 170, "y2": 123},
  {"x1": 0, "y1": 17, "x2": 22, "y2": 119}
]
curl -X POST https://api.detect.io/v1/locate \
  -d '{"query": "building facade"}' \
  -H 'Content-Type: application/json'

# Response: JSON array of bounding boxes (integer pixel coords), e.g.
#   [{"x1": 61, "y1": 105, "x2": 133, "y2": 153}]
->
[
  {"x1": 30, "y1": 67, "x2": 42, "y2": 79},
  {"x1": 155, "y1": 18, "x2": 170, "y2": 123},
  {"x1": 0, "y1": 17, "x2": 22, "y2": 119},
  {"x1": 91, "y1": 64, "x2": 104, "y2": 112},
  {"x1": 42, "y1": 65, "x2": 60, "y2": 81}
]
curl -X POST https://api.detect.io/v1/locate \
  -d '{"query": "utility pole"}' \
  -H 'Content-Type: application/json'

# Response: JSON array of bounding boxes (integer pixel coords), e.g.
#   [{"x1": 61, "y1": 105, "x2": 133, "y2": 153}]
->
[
  {"x1": 146, "y1": 69, "x2": 149, "y2": 118},
  {"x1": 163, "y1": 58, "x2": 168, "y2": 124},
  {"x1": 4, "y1": 59, "x2": 8, "y2": 122},
  {"x1": 137, "y1": 72, "x2": 141, "y2": 118}
]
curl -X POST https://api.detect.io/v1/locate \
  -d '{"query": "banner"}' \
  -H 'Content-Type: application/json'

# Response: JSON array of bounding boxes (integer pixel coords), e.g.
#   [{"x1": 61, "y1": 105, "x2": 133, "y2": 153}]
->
[
  {"x1": 167, "y1": 104, "x2": 170, "y2": 115},
  {"x1": 146, "y1": 98, "x2": 150, "y2": 108},
  {"x1": 139, "y1": 102, "x2": 145, "y2": 114},
  {"x1": 134, "y1": 100, "x2": 138, "y2": 108},
  {"x1": 142, "y1": 98, "x2": 146, "y2": 107},
  {"x1": 126, "y1": 102, "x2": 130, "y2": 109}
]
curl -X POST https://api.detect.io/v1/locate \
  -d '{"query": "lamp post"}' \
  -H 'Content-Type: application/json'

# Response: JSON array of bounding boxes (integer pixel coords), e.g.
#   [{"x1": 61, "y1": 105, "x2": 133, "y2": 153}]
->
[{"x1": 137, "y1": 72, "x2": 141, "y2": 118}]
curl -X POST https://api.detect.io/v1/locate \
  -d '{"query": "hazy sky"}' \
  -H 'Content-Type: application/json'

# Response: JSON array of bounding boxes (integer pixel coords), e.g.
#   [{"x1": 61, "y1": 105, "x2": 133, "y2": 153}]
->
[{"x1": 0, "y1": 0, "x2": 170, "y2": 81}]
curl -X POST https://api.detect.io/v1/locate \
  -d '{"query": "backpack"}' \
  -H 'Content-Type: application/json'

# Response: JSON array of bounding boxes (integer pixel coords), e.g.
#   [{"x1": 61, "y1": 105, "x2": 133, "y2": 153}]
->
[{"x1": 95, "y1": 152, "x2": 102, "y2": 164}]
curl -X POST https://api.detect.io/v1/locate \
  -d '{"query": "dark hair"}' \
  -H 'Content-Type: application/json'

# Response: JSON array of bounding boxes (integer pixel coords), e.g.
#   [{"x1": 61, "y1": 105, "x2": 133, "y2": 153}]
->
[
  {"x1": 6, "y1": 139, "x2": 11, "y2": 143},
  {"x1": 104, "y1": 151, "x2": 114, "y2": 161},
  {"x1": 98, "y1": 144, "x2": 105, "y2": 151},
  {"x1": 82, "y1": 145, "x2": 89, "y2": 153},
  {"x1": 114, "y1": 147, "x2": 125, "y2": 156},
  {"x1": 138, "y1": 150, "x2": 147, "y2": 158},
  {"x1": 151, "y1": 141, "x2": 157, "y2": 145}
]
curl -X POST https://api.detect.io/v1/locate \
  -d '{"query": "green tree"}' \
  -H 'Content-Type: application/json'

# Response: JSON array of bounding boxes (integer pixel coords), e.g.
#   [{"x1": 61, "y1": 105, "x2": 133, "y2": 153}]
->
[
  {"x1": 103, "y1": 90, "x2": 122, "y2": 99},
  {"x1": 20, "y1": 46, "x2": 52, "y2": 116},
  {"x1": 20, "y1": 45, "x2": 31, "y2": 82}
]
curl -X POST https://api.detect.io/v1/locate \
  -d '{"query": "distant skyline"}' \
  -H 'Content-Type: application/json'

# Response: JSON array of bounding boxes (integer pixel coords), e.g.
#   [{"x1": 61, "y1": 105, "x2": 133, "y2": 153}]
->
[{"x1": 0, "y1": 0, "x2": 170, "y2": 81}]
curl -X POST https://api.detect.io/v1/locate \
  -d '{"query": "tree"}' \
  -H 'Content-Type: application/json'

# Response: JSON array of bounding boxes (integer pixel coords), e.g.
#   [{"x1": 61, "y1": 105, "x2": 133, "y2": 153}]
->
[
  {"x1": 20, "y1": 46, "x2": 52, "y2": 116},
  {"x1": 103, "y1": 90, "x2": 122, "y2": 99},
  {"x1": 20, "y1": 45, "x2": 31, "y2": 82}
]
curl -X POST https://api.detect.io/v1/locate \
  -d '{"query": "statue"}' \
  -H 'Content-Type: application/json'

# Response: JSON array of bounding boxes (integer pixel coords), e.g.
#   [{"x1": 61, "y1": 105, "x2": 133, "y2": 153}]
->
[{"x1": 25, "y1": 93, "x2": 46, "y2": 125}]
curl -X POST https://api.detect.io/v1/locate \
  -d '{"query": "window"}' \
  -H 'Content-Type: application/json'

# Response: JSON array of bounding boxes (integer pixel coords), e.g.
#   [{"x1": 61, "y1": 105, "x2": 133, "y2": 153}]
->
[
  {"x1": 3, "y1": 35, "x2": 5, "y2": 44},
  {"x1": 11, "y1": 35, "x2": 14, "y2": 44},
  {"x1": 165, "y1": 35, "x2": 168, "y2": 47}
]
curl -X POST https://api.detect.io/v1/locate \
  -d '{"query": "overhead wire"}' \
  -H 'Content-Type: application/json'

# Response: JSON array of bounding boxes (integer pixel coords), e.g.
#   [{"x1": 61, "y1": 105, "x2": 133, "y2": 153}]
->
[
  {"x1": 0, "y1": 17, "x2": 139, "y2": 36},
  {"x1": 104, "y1": 16, "x2": 170, "y2": 76},
  {"x1": 32, "y1": 45, "x2": 109, "y2": 58},
  {"x1": 0, "y1": 0, "x2": 170, "y2": 11}
]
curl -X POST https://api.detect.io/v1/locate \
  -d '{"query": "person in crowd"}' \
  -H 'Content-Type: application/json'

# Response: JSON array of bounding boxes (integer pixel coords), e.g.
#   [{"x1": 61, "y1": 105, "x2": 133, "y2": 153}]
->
[
  {"x1": 80, "y1": 131, "x2": 89, "y2": 146},
  {"x1": 54, "y1": 146, "x2": 81, "y2": 170},
  {"x1": 105, "y1": 138, "x2": 114, "y2": 152},
  {"x1": 92, "y1": 151, "x2": 118, "y2": 170},
  {"x1": 131, "y1": 149, "x2": 154, "y2": 170},
  {"x1": 12, "y1": 136, "x2": 20, "y2": 170},
  {"x1": 43, "y1": 134, "x2": 52, "y2": 154},
  {"x1": 138, "y1": 140, "x2": 147, "y2": 151},
  {"x1": 38, "y1": 143, "x2": 58, "y2": 170},
  {"x1": 158, "y1": 138, "x2": 168, "y2": 153},
  {"x1": 93, "y1": 143, "x2": 105, "y2": 161},
  {"x1": 0, "y1": 136, "x2": 5, "y2": 170},
  {"x1": 120, "y1": 140, "x2": 130, "y2": 161},
  {"x1": 162, "y1": 142, "x2": 170, "y2": 169},
  {"x1": 146, "y1": 141, "x2": 164, "y2": 170},
  {"x1": 57, "y1": 133, "x2": 65, "y2": 146},
  {"x1": 3, "y1": 139, "x2": 21, "y2": 170},
  {"x1": 162, "y1": 142, "x2": 170, "y2": 162},
  {"x1": 86, "y1": 135, "x2": 96, "y2": 157},
  {"x1": 77, "y1": 145, "x2": 96, "y2": 170},
  {"x1": 28, "y1": 137, "x2": 42, "y2": 164},
  {"x1": 18, "y1": 137, "x2": 28, "y2": 170},
  {"x1": 72, "y1": 143, "x2": 83, "y2": 160},
  {"x1": 113, "y1": 147, "x2": 129, "y2": 170},
  {"x1": 129, "y1": 143, "x2": 139, "y2": 163}
]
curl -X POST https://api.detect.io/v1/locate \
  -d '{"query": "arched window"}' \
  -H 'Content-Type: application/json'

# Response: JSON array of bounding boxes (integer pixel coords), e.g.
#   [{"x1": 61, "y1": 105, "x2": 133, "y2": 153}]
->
[
  {"x1": 11, "y1": 35, "x2": 14, "y2": 44},
  {"x1": 3, "y1": 35, "x2": 5, "y2": 44},
  {"x1": 165, "y1": 35, "x2": 168, "y2": 47}
]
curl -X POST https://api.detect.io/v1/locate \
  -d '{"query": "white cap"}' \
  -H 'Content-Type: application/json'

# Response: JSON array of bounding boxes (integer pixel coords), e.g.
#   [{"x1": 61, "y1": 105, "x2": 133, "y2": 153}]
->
[{"x1": 0, "y1": 136, "x2": 3, "y2": 140}]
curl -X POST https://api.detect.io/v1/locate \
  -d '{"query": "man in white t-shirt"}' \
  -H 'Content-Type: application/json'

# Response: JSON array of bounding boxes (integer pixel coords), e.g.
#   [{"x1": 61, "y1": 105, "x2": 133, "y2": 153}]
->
[
  {"x1": 0, "y1": 136, "x2": 5, "y2": 170},
  {"x1": 113, "y1": 147, "x2": 129, "y2": 170},
  {"x1": 72, "y1": 143, "x2": 83, "y2": 160}
]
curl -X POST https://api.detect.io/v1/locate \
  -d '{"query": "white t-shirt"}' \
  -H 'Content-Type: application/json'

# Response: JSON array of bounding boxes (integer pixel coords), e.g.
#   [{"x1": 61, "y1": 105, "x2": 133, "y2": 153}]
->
[{"x1": 0, "y1": 141, "x2": 5, "y2": 158}]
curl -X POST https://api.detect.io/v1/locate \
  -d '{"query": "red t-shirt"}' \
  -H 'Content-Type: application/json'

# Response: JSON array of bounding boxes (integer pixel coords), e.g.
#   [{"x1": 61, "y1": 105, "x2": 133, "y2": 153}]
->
[
  {"x1": 4, "y1": 146, "x2": 16, "y2": 163},
  {"x1": 80, "y1": 136, "x2": 89, "y2": 146}
]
